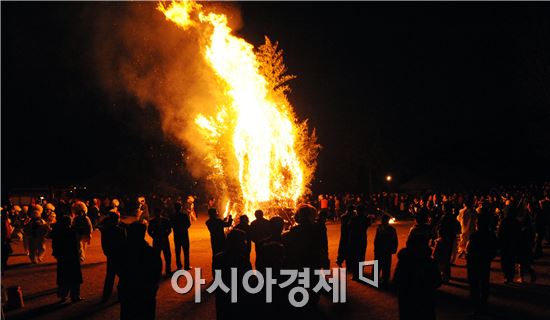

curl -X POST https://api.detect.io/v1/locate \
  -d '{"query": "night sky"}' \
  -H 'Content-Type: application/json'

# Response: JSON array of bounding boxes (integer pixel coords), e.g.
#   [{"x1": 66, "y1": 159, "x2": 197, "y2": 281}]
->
[{"x1": 2, "y1": 2, "x2": 550, "y2": 194}]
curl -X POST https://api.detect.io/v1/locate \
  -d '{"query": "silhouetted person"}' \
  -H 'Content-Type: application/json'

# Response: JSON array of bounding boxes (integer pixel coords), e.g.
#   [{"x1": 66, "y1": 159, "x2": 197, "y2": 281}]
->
[
  {"x1": 249, "y1": 210, "x2": 271, "y2": 263},
  {"x1": 336, "y1": 206, "x2": 354, "y2": 268},
  {"x1": 50, "y1": 215, "x2": 83, "y2": 302},
  {"x1": 212, "y1": 229, "x2": 253, "y2": 320},
  {"x1": 256, "y1": 216, "x2": 285, "y2": 272},
  {"x1": 147, "y1": 208, "x2": 173, "y2": 275},
  {"x1": 171, "y1": 202, "x2": 191, "y2": 270},
  {"x1": 407, "y1": 210, "x2": 432, "y2": 245},
  {"x1": 348, "y1": 205, "x2": 371, "y2": 280},
  {"x1": 497, "y1": 206, "x2": 521, "y2": 283},
  {"x1": 394, "y1": 234, "x2": 442, "y2": 320},
  {"x1": 534, "y1": 199, "x2": 546, "y2": 258},
  {"x1": 2, "y1": 210, "x2": 13, "y2": 271},
  {"x1": 234, "y1": 215, "x2": 252, "y2": 262},
  {"x1": 282, "y1": 205, "x2": 323, "y2": 269},
  {"x1": 282, "y1": 205, "x2": 323, "y2": 307},
  {"x1": 374, "y1": 214, "x2": 398, "y2": 288},
  {"x1": 517, "y1": 210, "x2": 536, "y2": 282},
  {"x1": 433, "y1": 204, "x2": 461, "y2": 282},
  {"x1": 256, "y1": 216, "x2": 286, "y2": 312},
  {"x1": 88, "y1": 199, "x2": 101, "y2": 229},
  {"x1": 206, "y1": 208, "x2": 232, "y2": 260},
  {"x1": 99, "y1": 212, "x2": 126, "y2": 301},
  {"x1": 137, "y1": 197, "x2": 150, "y2": 223},
  {"x1": 539, "y1": 194, "x2": 550, "y2": 247},
  {"x1": 118, "y1": 222, "x2": 162, "y2": 320},
  {"x1": 466, "y1": 214, "x2": 497, "y2": 316},
  {"x1": 317, "y1": 210, "x2": 330, "y2": 269}
]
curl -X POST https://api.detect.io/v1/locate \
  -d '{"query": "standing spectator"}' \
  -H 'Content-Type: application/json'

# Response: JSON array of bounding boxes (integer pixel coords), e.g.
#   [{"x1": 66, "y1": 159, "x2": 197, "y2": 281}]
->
[
  {"x1": 457, "y1": 201, "x2": 476, "y2": 258},
  {"x1": 249, "y1": 210, "x2": 271, "y2": 263},
  {"x1": 255, "y1": 217, "x2": 285, "y2": 273},
  {"x1": 319, "y1": 195, "x2": 329, "y2": 211},
  {"x1": 407, "y1": 211, "x2": 432, "y2": 244},
  {"x1": 185, "y1": 196, "x2": 197, "y2": 220},
  {"x1": 334, "y1": 196, "x2": 341, "y2": 221},
  {"x1": 498, "y1": 205, "x2": 521, "y2": 283},
  {"x1": 99, "y1": 212, "x2": 126, "y2": 301},
  {"x1": 348, "y1": 205, "x2": 371, "y2": 280},
  {"x1": 206, "y1": 208, "x2": 232, "y2": 260},
  {"x1": 374, "y1": 214, "x2": 398, "y2": 288},
  {"x1": 336, "y1": 206, "x2": 353, "y2": 268},
  {"x1": 541, "y1": 193, "x2": 550, "y2": 244},
  {"x1": 281, "y1": 205, "x2": 323, "y2": 306},
  {"x1": 466, "y1": 215, "x2": 497, "y2": 316},
  {"x1": 328, "y1": 196, "x2": 336, "y2": 221},
  {"x1": 137, "y1": 197, "x2": 149, "y2": 223},
  {"x1": 208, "y1": 197, "x2": 217, "y2": 210},
  {"x1": 233, "y1": 215, "x2": 252, "y2": 263},
  {"x1": 28, "y1": 205, "x2": 50, "y2": 264},
  {"x1": 44, "y1": 203, "x2": 57, "y2": 225},
  {"x1": 282, "y1": 205, "x2": 324, "y2": 269},
  {"x1": 110, "y1": 199, "x2": 121, "y2": 218},
  {"x1": 171, "y1": 202, "x2": 191, "y2": 270},
  {"x1": 433, "y1": 204, "x2": 461, "y2": 283},
  {"x1": 317, "y1": 210, "x2": 330, "y2": 269},
  {"x1": 20, "y1": 205, "x2": 31, "y2": 255},
  {"x1": 147, "y1": 208, "x2": 173, "y2": 276},
  {"x1": 88, "y1": 199, "x2": 101, "y2": 229},
  {"x1": 517, "y1": 209, "x2": 536, "y2": 283},
  {"x1": 394, "y1": 234, "x2": 442, "y2": 320},
  {"x1": 535, "y1": 195, "x2": 549, "y2": 257},
  {"x1": 118, "y1": 223, "x2": 162, "y2": 320},
  {"x1": 72, "y1": 201, "x2": 92, "y2": 262},
  {"x1": 212, "y1": 229, "x2": 253, "y2": 320},
  {"x1": 56, "y1": 198, "x2": 71, "y2": 218},
  {"x1": 1, "y1": 209, "x2": 13, "y2": 271},
  {"x1": 49, "y1": 215, "x2": 84, "y2": 302}
]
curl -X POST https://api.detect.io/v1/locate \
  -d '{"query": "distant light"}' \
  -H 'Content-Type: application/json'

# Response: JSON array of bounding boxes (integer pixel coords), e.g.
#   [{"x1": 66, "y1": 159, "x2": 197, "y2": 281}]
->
[
  {"x1": 39, "y1": 196, "x2": 44, "y2": 200},
  {"x1": 389, "y1": 217, "x2": 396, "y2": 224},
  {"x1": 386, "y1": 175, "x2": 392, "y2": 182}
]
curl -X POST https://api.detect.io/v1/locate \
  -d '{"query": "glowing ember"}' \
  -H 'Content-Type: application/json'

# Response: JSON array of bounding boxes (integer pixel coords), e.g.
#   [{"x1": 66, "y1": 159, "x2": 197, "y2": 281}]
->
[{"x1": 158, "y1": 1, "x2": 317, "y2": 219}]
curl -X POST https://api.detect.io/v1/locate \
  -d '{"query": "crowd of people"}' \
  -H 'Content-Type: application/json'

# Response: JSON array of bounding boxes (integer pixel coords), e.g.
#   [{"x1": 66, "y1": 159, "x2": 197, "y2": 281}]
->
[
  {"x1": 1, "y1": 195, "x2": 195, "y2": 318},
  {"x1": 1, "y1": 182, "x2": 549, "y2": 319}
]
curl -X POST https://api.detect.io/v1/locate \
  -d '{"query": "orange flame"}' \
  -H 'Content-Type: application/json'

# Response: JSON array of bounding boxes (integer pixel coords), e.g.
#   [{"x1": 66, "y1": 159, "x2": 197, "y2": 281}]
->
[{"x1": 158, "y1": 1, "x2": 313, "y2": 218}]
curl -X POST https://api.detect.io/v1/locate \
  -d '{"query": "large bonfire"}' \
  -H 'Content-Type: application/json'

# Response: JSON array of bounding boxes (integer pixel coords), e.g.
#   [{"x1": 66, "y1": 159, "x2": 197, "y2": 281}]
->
[{"x1": 158, "y1": 0, "x2": 318, "y2": 219}]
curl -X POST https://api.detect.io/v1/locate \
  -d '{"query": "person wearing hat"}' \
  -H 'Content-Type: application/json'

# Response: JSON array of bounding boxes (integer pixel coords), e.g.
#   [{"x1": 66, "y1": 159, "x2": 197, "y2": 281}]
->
[
  {"x1": 45, "y1": 203, "x2": 57, "y2": 225},
  {"x1": 9, "y1": 205, "x2": 23, "y2": 241},
  {"x1": 72, "y1": 201, "x2": 93, "y2": 262},
  {"x1": 185, "y1": 196, "x2": 197, "y2": 221},
  {"x1": 28, "y1": 204, "x2": 51, "y2": 264},
  {"x1": 137, "y1": 197, "x2": 149, "y2": 223},
  {"x1": 110, "y1": 199, "x2": 121, "y2": 217}
]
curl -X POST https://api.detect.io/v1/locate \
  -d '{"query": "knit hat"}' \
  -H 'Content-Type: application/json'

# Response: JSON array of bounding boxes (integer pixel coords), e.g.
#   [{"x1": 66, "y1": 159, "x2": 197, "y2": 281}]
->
[
  {"x1": 34, "y1": 204, "x2": 44, "y2": 215},
  {"x1": 72, "y1": 201, "x2": 88, "y2": 215}
]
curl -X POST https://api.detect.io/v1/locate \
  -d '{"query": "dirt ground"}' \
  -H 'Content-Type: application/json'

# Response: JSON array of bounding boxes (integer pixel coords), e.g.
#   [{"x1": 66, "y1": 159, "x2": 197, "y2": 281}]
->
[{"x1": 3, "y1": 214, "x2": 550, "y2": 320}]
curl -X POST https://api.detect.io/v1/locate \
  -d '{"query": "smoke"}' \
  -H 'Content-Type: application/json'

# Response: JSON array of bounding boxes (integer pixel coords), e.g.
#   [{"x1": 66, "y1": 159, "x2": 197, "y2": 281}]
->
[{"x1": 92, "y1": 2, "x2": 242, "y2": 179}]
